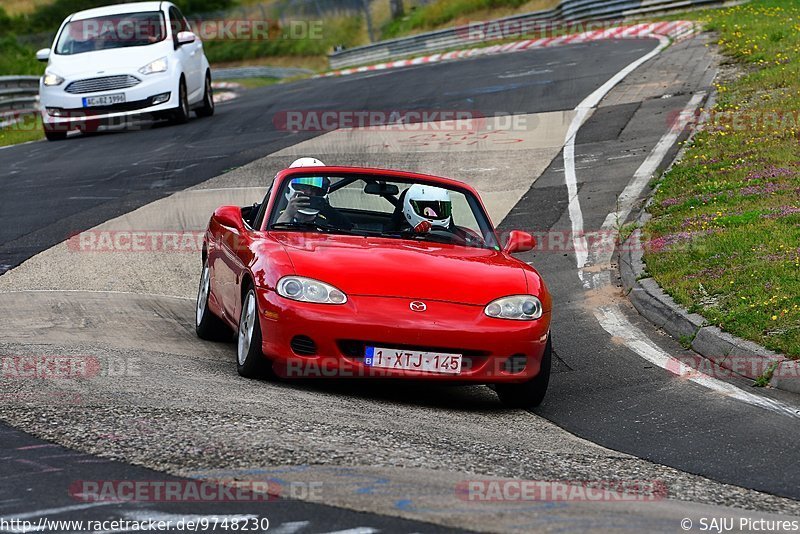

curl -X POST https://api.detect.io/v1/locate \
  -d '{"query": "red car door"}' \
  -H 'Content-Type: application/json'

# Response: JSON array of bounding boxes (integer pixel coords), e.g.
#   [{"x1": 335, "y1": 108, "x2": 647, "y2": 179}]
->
[{"x1": 211, "y1": 214, "x2": 253, "y2": 324}]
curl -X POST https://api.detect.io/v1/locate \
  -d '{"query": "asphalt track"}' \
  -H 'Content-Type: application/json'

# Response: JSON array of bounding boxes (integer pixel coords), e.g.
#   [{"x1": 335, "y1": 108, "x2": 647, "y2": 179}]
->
[{"x1": 2, "y1": 35, "x2": 800, "y2": 532}]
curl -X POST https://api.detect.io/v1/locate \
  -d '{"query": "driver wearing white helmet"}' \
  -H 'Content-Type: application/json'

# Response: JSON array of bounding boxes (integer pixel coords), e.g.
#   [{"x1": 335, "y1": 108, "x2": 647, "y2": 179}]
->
[
  {"x1": 276, "y1": 158, "x2": 352, "y2": 228},
  {"x1": 402, "y1": 183, "x2": 453, "y2": 234}
]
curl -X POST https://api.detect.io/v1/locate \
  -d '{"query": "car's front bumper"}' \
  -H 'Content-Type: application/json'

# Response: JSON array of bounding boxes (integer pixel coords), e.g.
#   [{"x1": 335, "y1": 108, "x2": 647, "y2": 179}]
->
[
  {"x1": 39, "y1": 71, "x2": 179, "y2": 127},
  {"x1": 256, "y1": 288, "x2": 551, "y2": 383}
]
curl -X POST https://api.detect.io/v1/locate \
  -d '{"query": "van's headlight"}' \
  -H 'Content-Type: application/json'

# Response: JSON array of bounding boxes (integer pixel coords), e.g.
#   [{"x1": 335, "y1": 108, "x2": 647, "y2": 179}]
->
[
  {"x1": 485, "y1": 295, "x2": 542, "y2": 320},
  {"x1": 43, "y1": 72, "x2": 64, "y2": 86},
  {"x1": 139, "y1": 57, "x2": 168, "y2": 75},
  {"x1": 277, "y1": 276, "x2": 347, "y2": 305}
]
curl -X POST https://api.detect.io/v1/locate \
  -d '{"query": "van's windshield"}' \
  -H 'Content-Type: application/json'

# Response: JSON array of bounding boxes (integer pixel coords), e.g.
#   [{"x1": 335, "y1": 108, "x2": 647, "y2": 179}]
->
[{"x1": 55, "y1": 12, "x2": 166, "y2": 55}]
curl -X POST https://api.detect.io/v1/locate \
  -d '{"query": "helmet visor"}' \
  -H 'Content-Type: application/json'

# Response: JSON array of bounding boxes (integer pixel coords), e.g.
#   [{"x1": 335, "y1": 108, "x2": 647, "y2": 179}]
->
[
  {"x1": 410, "y1": 199, "x2": 452, "y2": 220},
  {"x1": 290, "y1": 176, "x2": 330, "y2": 197}
]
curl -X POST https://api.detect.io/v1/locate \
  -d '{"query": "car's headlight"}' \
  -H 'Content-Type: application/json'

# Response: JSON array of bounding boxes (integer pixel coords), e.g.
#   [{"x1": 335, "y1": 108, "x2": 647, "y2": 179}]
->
[
  {"x1": 139, "y1": 57, "x2": 168, "y2": 75},
  {"x1": 43, "y1": 72, "x2": 64, "y2": 86},
  {"x1": 485, "y1": 295, "x2": 543, "y2": 320},
  {"x1": 277, "y1": 276, "x2": 347, "y2": 305}
]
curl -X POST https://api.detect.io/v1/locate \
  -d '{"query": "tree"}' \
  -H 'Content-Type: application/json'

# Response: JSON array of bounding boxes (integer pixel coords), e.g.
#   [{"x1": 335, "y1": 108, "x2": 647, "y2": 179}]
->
[{"x1": 390, "y1": 0, "x2": 404, "y2": 19}]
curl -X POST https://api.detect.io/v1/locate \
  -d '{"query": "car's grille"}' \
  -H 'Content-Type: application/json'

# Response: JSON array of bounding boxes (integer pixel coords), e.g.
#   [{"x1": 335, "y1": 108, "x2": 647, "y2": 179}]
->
[{"x1": 65, "y1": 75, "x2": 141, "y2": 94}]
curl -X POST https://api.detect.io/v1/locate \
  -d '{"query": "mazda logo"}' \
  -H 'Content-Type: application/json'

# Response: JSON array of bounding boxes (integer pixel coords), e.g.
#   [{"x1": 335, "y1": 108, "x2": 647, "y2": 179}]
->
[{"x1": 410, "y1": 301, "x2": 427, "y2": 312}]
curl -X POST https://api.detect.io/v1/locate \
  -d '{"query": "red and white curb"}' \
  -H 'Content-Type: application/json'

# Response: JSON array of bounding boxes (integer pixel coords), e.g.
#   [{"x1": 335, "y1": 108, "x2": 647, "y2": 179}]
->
[
  {"x1": 319, "y1": 21, "x2": 698, "y2": 78},
  {"x1": 211, "y1": 81, "x2": 240, "y2": 103}
]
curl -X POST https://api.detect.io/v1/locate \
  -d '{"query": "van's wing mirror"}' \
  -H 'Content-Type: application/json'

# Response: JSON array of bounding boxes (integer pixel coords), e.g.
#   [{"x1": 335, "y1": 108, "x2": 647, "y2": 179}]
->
[{"x1": 176, "y1": 31, "x2": 197, "y2": 45}]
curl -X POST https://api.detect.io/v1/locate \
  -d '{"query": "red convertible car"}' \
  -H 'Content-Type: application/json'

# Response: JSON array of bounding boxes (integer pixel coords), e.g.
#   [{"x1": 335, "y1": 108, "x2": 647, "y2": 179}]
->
[{"x1": 195, "y1": 164, "x2": 552, "y2": 407}]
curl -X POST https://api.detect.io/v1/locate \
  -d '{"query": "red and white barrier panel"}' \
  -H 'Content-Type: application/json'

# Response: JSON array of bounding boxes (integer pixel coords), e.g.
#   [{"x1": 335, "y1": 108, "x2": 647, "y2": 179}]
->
[{"x1": 319, "y1": 21, "x2": 697, "y2": 78}]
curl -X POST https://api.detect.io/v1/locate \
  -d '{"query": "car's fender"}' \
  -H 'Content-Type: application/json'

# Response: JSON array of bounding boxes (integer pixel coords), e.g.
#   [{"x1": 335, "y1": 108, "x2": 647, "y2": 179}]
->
[
  {"x1": 249, "y1": 236, "x2": 296, "y2": 291},
  {"x1": 520, "y1": 262, "x2": 552, "y2": 315}
]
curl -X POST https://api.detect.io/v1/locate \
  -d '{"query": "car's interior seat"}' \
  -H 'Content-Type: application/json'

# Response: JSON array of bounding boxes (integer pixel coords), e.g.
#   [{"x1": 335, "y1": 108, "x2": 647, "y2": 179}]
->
[{"x1": 387, "y1": 188, "x2": 410, "y2": 232}]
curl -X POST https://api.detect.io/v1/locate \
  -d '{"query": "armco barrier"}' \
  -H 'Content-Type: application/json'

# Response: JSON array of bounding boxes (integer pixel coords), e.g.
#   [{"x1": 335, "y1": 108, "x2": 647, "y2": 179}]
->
[
  {"x1": 0, "y1": 76, "x2": 40, "y2": 128},
  {"x1": 328, "y1": 0, "x2": 746, "y2": 69}
]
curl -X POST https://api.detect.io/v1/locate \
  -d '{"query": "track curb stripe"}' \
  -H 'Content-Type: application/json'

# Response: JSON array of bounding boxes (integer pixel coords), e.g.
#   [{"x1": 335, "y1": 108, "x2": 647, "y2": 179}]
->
[{"x1": 317, "y1": 21, "x2": 698, "y2": 78}]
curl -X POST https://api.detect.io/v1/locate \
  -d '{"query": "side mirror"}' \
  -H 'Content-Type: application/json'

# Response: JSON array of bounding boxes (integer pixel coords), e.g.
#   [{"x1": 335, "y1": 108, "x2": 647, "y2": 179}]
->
[
  {"x1": 176, "y1": 31, "x2": 196, "y2": 45},
  {"x1": 503, "y1": 230, "x2": 536, "y2": 254},
  {"x1": 36, "y1": 48, "x2": 51, "y2": 62},
  {"x1": 214, "y1": 205, "x2": 244, "y2": 231}
]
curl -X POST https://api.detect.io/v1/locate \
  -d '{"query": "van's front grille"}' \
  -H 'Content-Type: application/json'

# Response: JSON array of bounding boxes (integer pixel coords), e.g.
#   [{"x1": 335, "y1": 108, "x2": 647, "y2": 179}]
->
[{"x1": 65, "y1": 75, "x2": 141, "y2": 94}]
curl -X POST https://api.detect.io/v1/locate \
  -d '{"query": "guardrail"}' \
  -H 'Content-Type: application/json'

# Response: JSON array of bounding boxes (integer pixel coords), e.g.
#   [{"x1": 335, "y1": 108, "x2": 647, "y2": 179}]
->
[
  {"x1": 329, "y1": 0, "x2": 746, "y2": 69},
  {"x1": 0, "y1": 76, "x2": 40, "y2": 128},
  {"x1": 213, "y1": 66, "x2": 313, "y2": 79}
]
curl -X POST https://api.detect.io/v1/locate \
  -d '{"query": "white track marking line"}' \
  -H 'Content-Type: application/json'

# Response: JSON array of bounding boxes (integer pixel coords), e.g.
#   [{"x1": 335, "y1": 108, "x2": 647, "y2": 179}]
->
[
  {"x1": 561, "y1": 39, "x2": 800, "y2": 418},
  {"x1": 320, "y1": 529, "x2": 378, "y2": 534},
  {"x1": 596, "y1": 305, "x2": 800, "y2": 419},
  {"x1": 563, "y1": 36, "x2": 670, "y2": 285},
  {"x1": 0, "y1": 503, "x2": 116, "y2": 522},
  {"x1": 592, "y1": 92, "x2": 705, "y2": 270},
  {"x1": 0, "y1": 140, "x2": 41, "y2": 151}
]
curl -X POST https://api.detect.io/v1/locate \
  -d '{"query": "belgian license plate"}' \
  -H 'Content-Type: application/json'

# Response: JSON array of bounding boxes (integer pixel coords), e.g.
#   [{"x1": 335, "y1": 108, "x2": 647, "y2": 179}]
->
[
  {"x1": 365, "y1": 346, "x2": 462, "y2": 375},
  {"x1": 83, "y1": 93, "x2": 125, "y2": 107}
]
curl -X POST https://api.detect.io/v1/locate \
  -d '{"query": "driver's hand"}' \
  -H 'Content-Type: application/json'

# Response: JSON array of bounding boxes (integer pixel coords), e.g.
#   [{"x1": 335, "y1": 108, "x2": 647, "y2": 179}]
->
[
  {"x1": 285, "y1": 192, "x2": 311, "y2": 218},
  {"x1": 414, "y1": 220, "x2": 432, "y2": 233}
]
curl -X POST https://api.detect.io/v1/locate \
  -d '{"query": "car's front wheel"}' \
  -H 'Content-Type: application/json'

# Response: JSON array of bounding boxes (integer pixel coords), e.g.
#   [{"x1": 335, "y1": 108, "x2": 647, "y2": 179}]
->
[
  {"x1": 195, "y1": 261, "x2": 232, "y2": 341},
  {"x1": 495, "y1": 335, "x2": 552, "y2": 408},
  {"x1": 195, "y1": 73, "x2": 214, "y2": 118},
  {"x1": 43, "y1": 124, "x2": 68, "y2": 142},
  {"x1": 171, "y1": 78, "x2": 190, "y2": 124},
  {"x1": 236, "y1": 287, "x2": 273, "y2": 378}
]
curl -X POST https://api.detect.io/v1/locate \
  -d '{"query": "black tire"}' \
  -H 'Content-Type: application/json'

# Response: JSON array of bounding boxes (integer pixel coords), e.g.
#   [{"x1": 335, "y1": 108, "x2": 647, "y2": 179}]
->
[
  {"x1": 195, "y1": 261, "x2": 232, "y2": 341},
  {"x1": 171, "y1": 78, "x2": 190, "y2": 124},
  {"x1": 236, "y1": 286, "x2": 274, "y2": 379},
  {"x1": 43, "y1": 126, "x2": 68, "y2": 141},
  {"x1": 495, "y1": 335, "x2": 552, "y2": 408},
  {"x1": 195, "y1": 73, "x2": 215, "y2": 118}
]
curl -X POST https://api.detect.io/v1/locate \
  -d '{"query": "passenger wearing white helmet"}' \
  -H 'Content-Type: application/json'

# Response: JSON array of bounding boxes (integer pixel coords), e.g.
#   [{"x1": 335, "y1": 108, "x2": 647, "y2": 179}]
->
[
  {"x1": 402, "y1": 183, "x2": 453, "y2": 234},
  {"x1": 275, "y1": 158, "x2": 352, "y2": 228}
]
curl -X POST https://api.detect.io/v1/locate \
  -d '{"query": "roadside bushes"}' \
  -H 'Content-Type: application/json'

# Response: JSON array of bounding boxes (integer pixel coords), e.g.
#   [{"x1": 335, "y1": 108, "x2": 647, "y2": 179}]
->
[{"x1": 201, "y1": 14, "x2": 363, "y2": 63}]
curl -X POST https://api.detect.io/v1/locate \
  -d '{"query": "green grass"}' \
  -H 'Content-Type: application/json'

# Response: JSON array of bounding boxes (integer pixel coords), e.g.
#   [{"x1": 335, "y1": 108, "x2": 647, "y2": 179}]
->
[
  {"x1": 382, "y1": 0, "x2": 557, "y2": 39},
  {"x1": 643, "y1": 0, "x2": 800, "y2": 358},
  {"x1": 0, "y1": 114, "x2": 44, "y2": 147}
]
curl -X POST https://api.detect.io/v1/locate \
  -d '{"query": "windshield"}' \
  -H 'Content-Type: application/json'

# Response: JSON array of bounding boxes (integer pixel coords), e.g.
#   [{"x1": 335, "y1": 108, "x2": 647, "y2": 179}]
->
[
  {"x1": 268, "y1": 174, "x2": 499, "y2": 250},
  {"x1": 55, "y1": 12, "x2": 166, "y2": 55}
]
